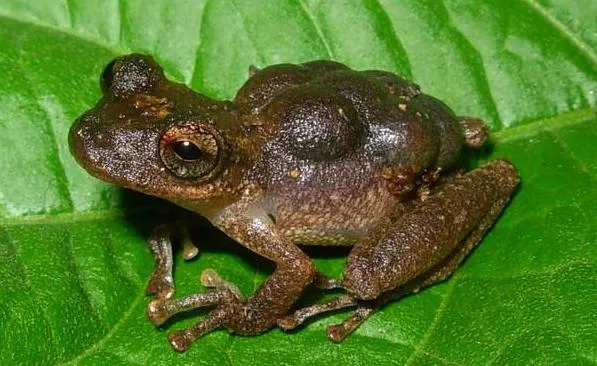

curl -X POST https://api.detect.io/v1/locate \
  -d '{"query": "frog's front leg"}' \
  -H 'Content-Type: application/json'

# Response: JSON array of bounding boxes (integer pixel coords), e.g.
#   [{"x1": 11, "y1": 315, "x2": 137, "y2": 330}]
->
[
  {"x1": 147, "y1": 205, "x2": 315, "y2": 352},
  {"x1": 146, "y1": 222, "x2": 199, "y2": 299},
  {"x1": 280, "y1": 159, "x2": 519, "y2": 340}
]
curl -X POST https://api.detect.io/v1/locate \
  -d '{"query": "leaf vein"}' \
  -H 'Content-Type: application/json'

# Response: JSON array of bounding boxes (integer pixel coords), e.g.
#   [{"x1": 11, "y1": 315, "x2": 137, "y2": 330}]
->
[
  {"x1": 550, "y1": 129, "x2": 597, "y2": 183},
  {"x1": 65, "y1": 0, "x2": 75, "y2": 29},
  {"x1": 295, "y1": 0, "x2": 334, "y2": 59},
  {"x1": 405, "y1": 277, "x2": 459, "y2": 365},
  {"x1": 1, "y1": 227, "x2": 59, "y2": 358},
  {"x1": 439, "y1": 1, "x2": 502, "y2": 129},
  {"x1": 116, "y1": 0, "x2": 125, "y2": 45},
  {"x1": 62, "y1": 230, "x2": 111, "y2": 331},
  {"x1": 190, "y1": 0, "x2": 211, "y2": 86},
  {"x1": 104, "y1": 228, "x2": 144, "y2": 288},
  {"x1": 544, "y1": 267, "x2": 581, "y2": 351},
  {"x1": 521, "y1": 0, "x2": 597, "y2": 66},
  {"x1": 462, "y1": 260, "x2": 594, "y2": 282},
  {"x1": 58, "y1": 289, "x2": 145, "y2": 365},
  {"x1": 493, "y1": 107, "x2": 596, "y2": 143},
  {"x1": 15, "y1": 46, "x2": 74, "y2": 212},
  {"x1": 368, "y1": 0, "x2": 412, "y2": 76},
  {"x1": 228, "y1": 0, "x2": 267, "y2": 65},
  {"x1": 485, "y1": 331, "x2": 527, "y2": 366}
]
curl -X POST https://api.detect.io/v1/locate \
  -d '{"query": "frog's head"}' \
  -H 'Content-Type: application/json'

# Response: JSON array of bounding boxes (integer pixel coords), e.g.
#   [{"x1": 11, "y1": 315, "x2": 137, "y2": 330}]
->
[{"x1": 69, "y1": 54, "x2": 252, "y2": 216}]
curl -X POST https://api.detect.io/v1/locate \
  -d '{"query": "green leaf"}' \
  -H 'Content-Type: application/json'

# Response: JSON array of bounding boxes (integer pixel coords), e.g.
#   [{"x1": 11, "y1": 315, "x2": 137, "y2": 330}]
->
[{"x1": 0, "y1": 1, "x2": 595, "y2": 365}]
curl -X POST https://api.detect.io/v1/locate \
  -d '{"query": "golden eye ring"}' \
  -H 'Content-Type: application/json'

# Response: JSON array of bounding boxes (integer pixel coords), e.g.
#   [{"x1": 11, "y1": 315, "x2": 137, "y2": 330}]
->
[{"x1": 159, "y1": 123, "x2": 223, "y2": 179}]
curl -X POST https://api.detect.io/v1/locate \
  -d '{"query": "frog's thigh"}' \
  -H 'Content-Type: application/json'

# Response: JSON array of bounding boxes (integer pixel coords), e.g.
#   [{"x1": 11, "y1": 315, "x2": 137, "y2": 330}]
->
[{"x1": 344, "y1": 159, "x2": 519, "y2": 300}]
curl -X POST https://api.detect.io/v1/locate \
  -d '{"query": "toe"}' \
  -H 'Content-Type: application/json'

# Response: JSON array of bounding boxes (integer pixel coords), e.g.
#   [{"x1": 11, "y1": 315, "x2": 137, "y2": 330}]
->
[
  {"x1": 277, "y1": 316, "x2": 298, "y2": 331},
  {"x1": 147, "y1": 298, "x2": 169, "y2": 326},
  {"x1": 168, "y1": 330, "x2": 191, "y2": 352}
]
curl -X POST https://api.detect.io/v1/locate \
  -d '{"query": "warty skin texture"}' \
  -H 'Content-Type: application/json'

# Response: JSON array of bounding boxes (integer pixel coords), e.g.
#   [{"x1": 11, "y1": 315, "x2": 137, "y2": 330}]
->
[{"x1": 69, "y1": 54, "x2": 519, "y2": 351}]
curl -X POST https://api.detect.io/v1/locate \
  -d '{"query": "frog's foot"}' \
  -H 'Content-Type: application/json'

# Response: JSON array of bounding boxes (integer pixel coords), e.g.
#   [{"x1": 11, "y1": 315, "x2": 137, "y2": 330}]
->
[
  {"x1": 326, "y1": 305, "x2": 376, "y2": 342},
  {"x1": 277, "y1": 295, "x2": 358, "y2": 330},
  {"x1": 278, "y1": 294, "x2": 377, "y2": 342},
  {"x1": 278, "y1": 276, "x2": 379, "y2": 343},
  {"x1": 168, "y1": 307, "x2": 230, "y2": 352},
  {"x1": 199, "y1": 268, "x2": 243, "y2": 299},
  {"x1": 147, "y1": 269, "x2": 245, "y2": 352}
]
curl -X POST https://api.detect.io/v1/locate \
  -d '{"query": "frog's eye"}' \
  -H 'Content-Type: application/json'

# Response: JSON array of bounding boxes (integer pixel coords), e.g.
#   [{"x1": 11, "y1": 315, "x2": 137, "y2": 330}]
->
[
  {"x1": 160, "y1": 124, "x2": 221, "y2": 179},
  {"x1": 172, "y1": 140, "x2": 203, "y2": 161},
  {"x1": 101, "y1": 54, "x2": 164, "y2": 98}
]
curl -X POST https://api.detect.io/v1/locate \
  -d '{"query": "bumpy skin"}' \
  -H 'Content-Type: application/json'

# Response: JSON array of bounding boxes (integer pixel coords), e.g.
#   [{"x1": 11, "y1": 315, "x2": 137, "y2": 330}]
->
[{"x1": 69, "y1": 54, "x2": 519, "y2": 351}]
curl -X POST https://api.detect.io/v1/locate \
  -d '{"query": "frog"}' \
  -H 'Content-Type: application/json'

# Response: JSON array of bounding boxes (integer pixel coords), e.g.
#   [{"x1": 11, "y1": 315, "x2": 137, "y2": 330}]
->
[{"x1": 69, "y1": 54, "x2": 519, "y2": 352}]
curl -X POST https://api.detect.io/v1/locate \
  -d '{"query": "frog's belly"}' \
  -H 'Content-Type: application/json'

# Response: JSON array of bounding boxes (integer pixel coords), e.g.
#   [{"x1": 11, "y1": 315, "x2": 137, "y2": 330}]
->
[{"x1": 272, "y1": 183, "x2": 397, "y2": 246}]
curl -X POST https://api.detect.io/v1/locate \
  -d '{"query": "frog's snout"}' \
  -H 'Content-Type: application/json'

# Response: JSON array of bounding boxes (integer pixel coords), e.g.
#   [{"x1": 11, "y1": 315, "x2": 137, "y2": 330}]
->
[
  {"x1": 69, "y1": 112, "x2": 131, "y2": 178},
  {"x1": 69, "y1": 113, "x2": 100, "y2": 166}
]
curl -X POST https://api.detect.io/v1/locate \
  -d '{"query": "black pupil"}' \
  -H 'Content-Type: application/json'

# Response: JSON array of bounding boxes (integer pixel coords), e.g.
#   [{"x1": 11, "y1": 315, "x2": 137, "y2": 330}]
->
[{"x1": 172, "y1": 140, "x2": 202, "y2": 161}]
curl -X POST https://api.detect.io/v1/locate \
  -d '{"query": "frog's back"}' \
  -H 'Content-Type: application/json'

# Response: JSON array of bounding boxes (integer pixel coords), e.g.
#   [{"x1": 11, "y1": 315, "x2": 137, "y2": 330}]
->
[{"x1": 235, "y1": 61, "x2": 469, "y2": 245}]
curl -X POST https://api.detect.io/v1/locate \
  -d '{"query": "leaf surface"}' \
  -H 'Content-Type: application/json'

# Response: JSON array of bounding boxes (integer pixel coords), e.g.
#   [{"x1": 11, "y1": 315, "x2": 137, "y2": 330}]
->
[{"x1": 0, "y1": 1, "x2": 595, "y2": 365}]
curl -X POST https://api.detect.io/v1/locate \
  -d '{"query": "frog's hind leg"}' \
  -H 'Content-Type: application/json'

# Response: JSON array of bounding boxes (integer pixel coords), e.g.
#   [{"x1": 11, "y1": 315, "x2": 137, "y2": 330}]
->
[
  {"x1": 280, "y1": 160, "x2": 519, "y2": 341},
  {"x1": 322, "y1": 205, "x2": 515, "y2": 343},
  {"x1": 344, "y1": 160, "x2": 518, "y2": 300},
  {"x1": 278, "y1": 295, "x2": 358, "y2": 330}
]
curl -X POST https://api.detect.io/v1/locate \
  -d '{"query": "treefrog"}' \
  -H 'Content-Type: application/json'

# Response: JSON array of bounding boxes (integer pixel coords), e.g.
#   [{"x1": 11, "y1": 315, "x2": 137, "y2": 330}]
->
[{"x1": 69, "y1": 54, "x2": 519, "y2": 352}]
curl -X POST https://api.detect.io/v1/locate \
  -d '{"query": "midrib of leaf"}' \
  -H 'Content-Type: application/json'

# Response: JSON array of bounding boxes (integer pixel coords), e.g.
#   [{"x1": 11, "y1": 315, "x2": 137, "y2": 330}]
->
[
  {"x1": 0, "y1": 3, "x2": 594, "y2": 365},
  {"x1": 2, "y1": 172, "x2": 593, "y2": 365},
  {"x1": 0, "y1": 207, "x2": 139, "y2": 226},
  {"x1": 493, "y1": 107, "x2": 597, "y2": 143},
  {"x1": 494, "y1": 195, "x2": 594, "y2": 238}
]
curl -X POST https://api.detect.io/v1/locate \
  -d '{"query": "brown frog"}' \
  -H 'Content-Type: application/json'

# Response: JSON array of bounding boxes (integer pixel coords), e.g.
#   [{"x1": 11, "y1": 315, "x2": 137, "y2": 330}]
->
[{"x1": 69, "y1": 54, "x2": 519, "y2": 352}]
